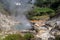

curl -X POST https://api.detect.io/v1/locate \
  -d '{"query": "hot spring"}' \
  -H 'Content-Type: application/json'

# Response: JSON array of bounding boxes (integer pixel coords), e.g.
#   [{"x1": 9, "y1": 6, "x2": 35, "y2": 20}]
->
[{"x1": 0, "y1": 0, "x2": 35, "y2": 30}]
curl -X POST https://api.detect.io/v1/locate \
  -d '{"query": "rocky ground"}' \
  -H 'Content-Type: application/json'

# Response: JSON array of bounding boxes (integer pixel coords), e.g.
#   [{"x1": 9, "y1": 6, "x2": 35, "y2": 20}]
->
[
  {"x1": 0, "y1": 12, "x2": 21, "y2": 40},
  {"x1": 30, "y1": 20, "x2": 60, "y2": 40},
  {"x1": 0, "y1": 12, "x2": 60, "y2": 40},
  {"x1": 0, "y1": 12, "x2": 20, "y2": 31}
]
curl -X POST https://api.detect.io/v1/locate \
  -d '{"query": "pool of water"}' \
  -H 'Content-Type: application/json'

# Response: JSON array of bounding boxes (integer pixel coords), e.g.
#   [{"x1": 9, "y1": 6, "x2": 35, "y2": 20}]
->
[{"x1": 12, "y1": 23, "x2": 32, "y2": 30}]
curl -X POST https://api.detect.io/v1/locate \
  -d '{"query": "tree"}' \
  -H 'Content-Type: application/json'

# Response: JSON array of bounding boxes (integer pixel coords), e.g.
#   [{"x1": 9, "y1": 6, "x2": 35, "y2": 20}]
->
[
  {"x1": 35, "y1": 0, "x2": 60, "y2": 8},
  {"x1": 3, "y1": 34, "x2": 25, "y2": 40}
]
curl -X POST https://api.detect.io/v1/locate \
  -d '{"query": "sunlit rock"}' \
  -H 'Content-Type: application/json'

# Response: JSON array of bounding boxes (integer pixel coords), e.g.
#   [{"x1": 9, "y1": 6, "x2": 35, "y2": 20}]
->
[{"x1": 0, "y1": 12, "x2": 20, "y2": 31}]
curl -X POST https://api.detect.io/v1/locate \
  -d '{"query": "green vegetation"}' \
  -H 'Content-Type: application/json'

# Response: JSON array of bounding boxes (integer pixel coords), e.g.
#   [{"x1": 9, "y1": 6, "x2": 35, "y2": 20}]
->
[
  {"x1": 35, "y1": 0, "x2": 60, "y2": 8},
  {"x1": 0, "y1": 0, "x2": 60, "y2": 40},
  {"x1": 35, "y1": 0, "x2": 60, "y2": 10},
  {"x1": 55, "y1": 35, "x2": 60, "y2": 40},
  {"x1": 27, "y1": 7, "x2": 55, "y2": 20},
  {"x1": 24, "y1": 33, "x2": 34, "y2": 40},
  {"x1": 33, "y1": 7, "x2": 54, "y2": 12},
  {"x1": 27, "y1": 0, "x2": 60, "y2": 20},
  {"x1": 3, "y1": 33, "x2": 34, "y2": 40},
  {"x1": 3, "y1": 34, "x2": 25, "y2": 40}
]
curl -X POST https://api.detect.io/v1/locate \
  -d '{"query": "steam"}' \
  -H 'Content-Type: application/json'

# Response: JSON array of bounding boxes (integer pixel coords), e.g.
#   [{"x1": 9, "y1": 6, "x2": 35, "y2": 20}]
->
[
  {"x1": 0, "y1": 0, "x2": 35, "y2": 30},
  {"x1": 15, "y1": 2, "x2": 21, "y2": 5}
]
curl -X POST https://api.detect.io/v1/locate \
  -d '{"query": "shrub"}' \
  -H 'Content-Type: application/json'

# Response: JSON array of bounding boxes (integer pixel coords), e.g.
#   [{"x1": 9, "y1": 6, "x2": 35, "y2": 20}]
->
[
  {"x1": 27, "y1": 7, "x2": 55, "y2": 20},
  {"x1": 55, "y1": 35, "x2": 60, "y2": 40},
  {"x1": 24, "y1": 33, "x2": 34, "y2": 40}
]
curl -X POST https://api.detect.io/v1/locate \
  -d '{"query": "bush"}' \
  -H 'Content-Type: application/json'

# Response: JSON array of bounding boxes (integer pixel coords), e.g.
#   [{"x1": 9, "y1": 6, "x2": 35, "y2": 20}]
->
[
  {"x1": 35, "y1": 0, "x2": 60, "y2": 7},
  {"x1": 27, "y1": 7, "x2": 55, "y2": 20},
  {"x1": 24, "y1": 33, "x2": 34, "y2": 40},
  {"x1": 55, "y1": 35, "x2": 60, "y2": 40}
]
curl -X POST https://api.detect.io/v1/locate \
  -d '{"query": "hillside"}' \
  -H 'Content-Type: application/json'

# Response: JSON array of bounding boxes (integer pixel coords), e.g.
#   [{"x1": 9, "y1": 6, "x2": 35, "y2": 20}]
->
[{"x1": 0, "y1": 0, "x2": 60, "y2": 40}]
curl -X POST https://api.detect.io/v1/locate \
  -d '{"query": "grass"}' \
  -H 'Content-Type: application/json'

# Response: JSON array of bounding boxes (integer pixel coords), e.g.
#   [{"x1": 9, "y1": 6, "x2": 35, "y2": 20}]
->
[
  {"x1": 29, "y1": 15, "x2": 50, "y2": 20},
  {"x1": 33, "y1": 7, "x2": 55, "y2": 13}
]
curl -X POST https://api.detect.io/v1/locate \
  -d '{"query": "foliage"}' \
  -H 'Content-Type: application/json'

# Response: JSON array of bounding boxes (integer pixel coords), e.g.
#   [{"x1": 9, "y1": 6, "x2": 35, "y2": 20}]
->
[
  {"x1": 3, "y1": 33, "x2": 34, "y2": 40},
  {"x1": 27, "y1": 7, "x2": 55, "y2": 20},
  {"x1": 24, "y1": 33, "x2": 34, "y2": 40},
  {"x1": 56, "y1": 6, "x2": 60, "y2": 13},
  {"x1": 30, "y1": 15, "x2": 49, "y2": 20},
  {"x1": 55, "y1": 35, "x2": 60, "y2": 40},
  {"x1": 3, "y1": 34, "x2": 25, "y2": 40},
  {"x1": 33, "y1": 7, "x2": 55, "y2": 13},
  {"x1": 35, "y1": 0, "x2": 60, "y2": 7}
]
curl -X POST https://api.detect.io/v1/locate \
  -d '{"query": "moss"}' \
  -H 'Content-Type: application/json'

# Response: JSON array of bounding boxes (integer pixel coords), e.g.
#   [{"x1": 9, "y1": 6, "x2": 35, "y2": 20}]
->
[{"x1": 29, "y1": 15, "x2": 49, "y2": 20}]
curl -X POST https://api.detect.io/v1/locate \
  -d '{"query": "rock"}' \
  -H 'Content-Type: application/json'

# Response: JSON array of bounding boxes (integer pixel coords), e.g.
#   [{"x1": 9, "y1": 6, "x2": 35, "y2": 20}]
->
[
  {"x1": 0, "y1": 12, "x2": 20, "y2": 31},
  {"x1": 48, "y1": 37, "x2": 55, "y2": 40}
]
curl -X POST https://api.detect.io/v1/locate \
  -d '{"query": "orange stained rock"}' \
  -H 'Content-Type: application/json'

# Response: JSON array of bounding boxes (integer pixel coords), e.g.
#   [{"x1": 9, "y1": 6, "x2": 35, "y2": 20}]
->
[
  {"x1": 30, "y1": 20, "x2": 46, "y2": 27},
  {"x1": 30, "y1": 20, "x2": 46, "y2": 23},
  {"x1": 38, "y1": 30, "x2": 46, "y2": 35}
]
